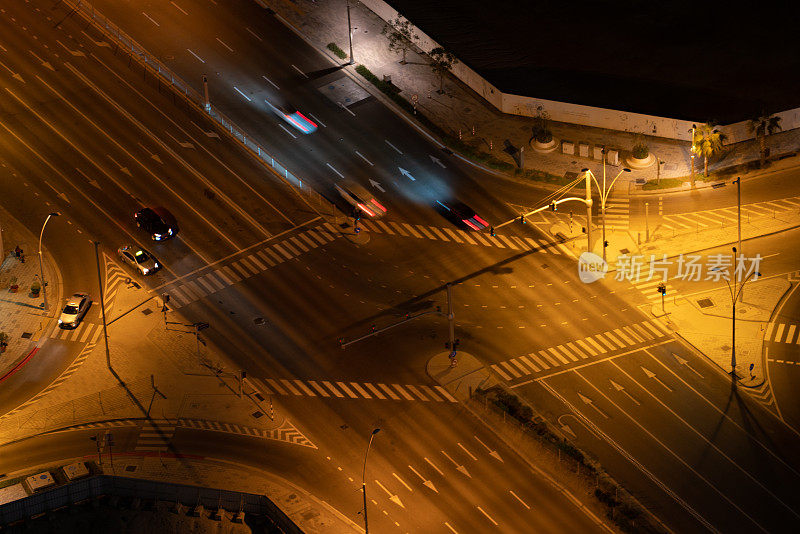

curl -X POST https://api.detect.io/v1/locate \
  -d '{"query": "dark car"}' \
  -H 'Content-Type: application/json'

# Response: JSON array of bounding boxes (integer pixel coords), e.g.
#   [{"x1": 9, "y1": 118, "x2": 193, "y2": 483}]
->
[
  {"x1": 134, "y1": 207, "x2": 178, "y2": 241},
  {"x1": 435, "y1": 200, "x2": 489, "y2": 231}
]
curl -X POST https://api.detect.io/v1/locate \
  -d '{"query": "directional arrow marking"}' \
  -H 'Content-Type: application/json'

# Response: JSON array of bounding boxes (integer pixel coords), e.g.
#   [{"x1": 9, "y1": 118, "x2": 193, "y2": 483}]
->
[
  {"x1": 44, "y1": 180, "x2": 70, "y2": 204},
  {"x1": 106, "y1": 155, "x2": 133, "y2": 177},
  {"x1": 474, "y1": 436, "x2": 503, "y2": 462},
  {"x1": 374, "y1": 479, "x2": 404, "y2": 508},
  {"x1": 398, "y1": 167, "x2": 415, "y2": 181},
  {"x1": 642, "y1": 367, "x2": 673, "y2": 392},
  {"x1": 673, "y1": 353, "x2": 703, "y2": 378},
  {"x1": 408, "y1": 465, "x2": 438, "y2": 493},
  {"x1": 560, "y1": 424, "x2": 576, "y2": 439},
  {"x1": 578, "y1": 392, "x2": 609, "y2": 419},
  {"x1": 28, "y1": 50, "x2": 54, "y2": 71},
  {"x1": 0, "y1": 60, "x2": 25, "y2": 83},
  {"x1": 457, "y1": 442, "x2": 477, "y2": 461},
  {"x1": 430, "y1": 154, "x2": 446, "y2": 168},
  {"x1": 76, "y1": 168, "x2": 101, "y2": 190},
  {"x1": 424, "y1": 457, "x2": 444, "y2": 476},
  {"x1": 610, "y1": 379, "x2": 641, "y2": 405},
  {"x1": 441, "y1": 451, "x2": 470, "y2": 478},
  {"x1": 369, "y1": 178, "x2": 385, "y2": 192},
  {"x1": 392, "y1": 473, "x2": 412, "y2": 492}
]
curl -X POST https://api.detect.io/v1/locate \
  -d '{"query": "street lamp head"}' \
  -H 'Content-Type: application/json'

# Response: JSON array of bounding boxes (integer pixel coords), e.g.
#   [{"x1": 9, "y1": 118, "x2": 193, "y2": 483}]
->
[
  {"x1": 581, "y1": 168, "x2": 589, "y2": 173},
  {"x1": 732, "y1": 246, "x2": 737, "y2": 253},
  {"x1": 622, "y1": 168, "x2": 631, "y2": 173},
  {"x1": 371, "y1": 428, "x2": 381, "y2": 435},
  {"x1": 49, "y1": 212, "x2": 60, "y2": 217}
]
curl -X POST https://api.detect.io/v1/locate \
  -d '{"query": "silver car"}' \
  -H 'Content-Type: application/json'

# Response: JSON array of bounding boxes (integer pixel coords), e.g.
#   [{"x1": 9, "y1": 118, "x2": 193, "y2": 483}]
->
[
  {"x1": 118, "y1": 245, "x2": 161, "y2": 276},
  {"x1": 58, "y1": 292, "x2": 92, "y2": 329}
]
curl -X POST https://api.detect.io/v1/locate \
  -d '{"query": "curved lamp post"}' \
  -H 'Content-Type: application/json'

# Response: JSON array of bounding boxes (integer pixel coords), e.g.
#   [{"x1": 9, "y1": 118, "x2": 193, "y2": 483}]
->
[
  {"x1": 582, "y1": 153, "x2": 630, "y2": 262},
  {"x1": 362, "y1": 428, "x2": 380, "y2": 533},
  {"x1": 38, "y1": 212, "x2": 59, "y2": 311}
]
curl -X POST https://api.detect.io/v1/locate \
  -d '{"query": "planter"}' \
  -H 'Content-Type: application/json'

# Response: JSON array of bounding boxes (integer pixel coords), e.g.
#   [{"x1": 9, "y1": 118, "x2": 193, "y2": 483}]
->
[
  {"x1": 9, "y1": 284, "x2": 19, "y2": 293},
  {"x1": 626, "y1": 153, "x2": 654, "y2": 169},
  {"x1": 531, "y1": 138, "x2": 558, "y2": 153}
]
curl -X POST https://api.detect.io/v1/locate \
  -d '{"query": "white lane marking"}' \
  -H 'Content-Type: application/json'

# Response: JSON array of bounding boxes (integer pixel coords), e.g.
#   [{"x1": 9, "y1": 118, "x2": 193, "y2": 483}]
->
[
  {"x1": 170, "y1": 1, "x2": 188, "y2": 15},
  {"x1": 308, "y1": 112, "x2": 326, "y2": 127},
  {"x1": 261, "y1": 74, "x2": 279, "y2": 90},
  {"x1": 355, "y1": 151, "x2": 374, "y2": 166},
  {"x1": 233, "y1": 86, "x2": 251, "y2": 101},
  {"x1": 509, "y1": 490, "x2": 531, "y2": 509},
  {"x1": 457, "y1": 442, "x2": 477, "y2": 461},
  {"x1": 142, "y1": 12, "x2": 160, "y2": 26},
  {"x1": 326, "y1": 163, "x2": 344, "y2": 178},
  {"x1": 80, "y1": 30, "x2": 111, "y2": 48},
  {"x1": 476, "y1": 506, "x2": 498, "y2": 526},
  {"x1": 337, "y1": 102, "x2": 356, "y2": 117},
  {"x1": 392, "y1": 473, "x2": 413, "y2": 492},
  {"x1": 291, "y1": 64, "x2": 308, "y2": 78},
  {"x1": 385, "y1": 140, "x2": 403, "y2": 154},
  {"x1": 215, "y1": 37, "x2": 234, "y2": 52},
  {"x1": 245, "y1": 27, "x2": 262, "y2": 41},
  {"x1": 444, "y1": 523, "x2": 458, "y2": 534},
  {"x1": 278, "y1": 123, "x2": 297, "y2": 138},
  {"x1": 424, "y1": 457, "x2": 444, "y2": 476}
]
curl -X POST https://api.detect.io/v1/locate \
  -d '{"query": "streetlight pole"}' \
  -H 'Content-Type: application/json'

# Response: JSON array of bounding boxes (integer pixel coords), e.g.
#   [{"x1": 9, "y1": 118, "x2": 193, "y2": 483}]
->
[
  {"x1": 93, "y1": 241, "x2": 112, "y2": 370},
  {"x1": 583, "y1": 154, "x2": 630, "y2": 263},
  {"x1": 362, "y1": 428, "x2": 380, "y2": 533},
  {"x1": 38, "y1": 212, "x2": 59, "y2": 311},
  {"x1": 346, "y1": 0, "x2": 355, "y2": 65},
  {"x1": 645, "y1": 202, "x2": 650, "y2": 242},
  {"x1": 689, "y1": 124, "x2": 697, "y2": 188},
  {"x1": 719, "y1": 246, "x2": 759, "y2": 378}
]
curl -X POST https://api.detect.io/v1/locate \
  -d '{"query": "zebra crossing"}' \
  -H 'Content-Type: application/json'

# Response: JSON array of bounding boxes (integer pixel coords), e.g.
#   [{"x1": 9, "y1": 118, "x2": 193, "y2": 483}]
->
[
  {"x1": 631, "y1": 278, "x2": 672, "y2": 303},
  {"x1": 50, "y1": 322, "x2": 103, "y2": 343},
  {"x1": 659, "y1": 195, "x2": 800, "y2": 232},
  {"x1": 765, "y1": 323, "x2": 800, "y2": 345},
  {"x1": 166, "y1": 223, "x2": 341, "y2": 307},
  {"x1": 249, "y1": 377, "x2": 458, "y2": 402},
  {"x1": 134, "y1": 419, "x2": 176, "y2": 452},
  {"x1": 359, "y1": 219, "x2": 574, "y2": 256},
  {"x1": 178, "y1": 418, "x2": 316, "y2": 448},
  {"x1": 491, "y1": 319, "x2": 672, "y2": 381},
  {"x1": 103, "y1": 254, "x2": 130, "y2": 311},
  {"x1": 602, "y1": 197, "x2": 629, "y2": 230}
]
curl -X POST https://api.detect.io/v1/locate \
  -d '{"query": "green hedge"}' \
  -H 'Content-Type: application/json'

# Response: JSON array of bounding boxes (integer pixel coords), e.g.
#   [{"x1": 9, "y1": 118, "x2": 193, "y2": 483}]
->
[
  {"x1": 326, "y1": 42, "x2": 347, "y2": 59},
  {"x1": 642, "y1": 178, "x2": 684, "y2": 190}
]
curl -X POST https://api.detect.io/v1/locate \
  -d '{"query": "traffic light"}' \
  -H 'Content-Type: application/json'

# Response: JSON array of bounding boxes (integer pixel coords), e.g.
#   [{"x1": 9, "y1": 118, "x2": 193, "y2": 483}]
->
[
  {"x1": 603, "y1": 240, "x2": 609, "y2": 248},
  {"x1": 519, "y1": 215, "x2": 526, "y2": 224},
  {"x1": 550, "y1": 202, "x2": 557, "y2": 212},
  {"x1": 657, "y1": 282, "x2": 666, "y2": 295},
  {"x1": 490, "y1": 227, "x2": 495, "y2": 237}
]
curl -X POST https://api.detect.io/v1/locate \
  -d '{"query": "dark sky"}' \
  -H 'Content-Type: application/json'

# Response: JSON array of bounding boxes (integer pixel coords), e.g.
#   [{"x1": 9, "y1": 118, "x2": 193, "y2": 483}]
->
[{"x1": 387, "y1": 0, "x2": 800, "y2": 122}]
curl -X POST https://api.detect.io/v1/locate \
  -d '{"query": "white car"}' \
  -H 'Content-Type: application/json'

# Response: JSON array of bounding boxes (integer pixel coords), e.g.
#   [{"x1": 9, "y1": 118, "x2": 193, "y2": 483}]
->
[
  {"x1": 118, "y1": 245, "x2": 161, "y2": 276},
  {"x1": 58, "y1": 293, "x2": 92, "y2": 329},
  {"x1": 335, "y1": 181, "x2": 388, "y2": 218}
]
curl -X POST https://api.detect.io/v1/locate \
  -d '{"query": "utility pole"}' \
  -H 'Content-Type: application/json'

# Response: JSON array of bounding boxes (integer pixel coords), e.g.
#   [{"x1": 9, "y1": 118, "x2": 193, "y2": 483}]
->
[
  {"x1": 585, "y1": 168, "x2": 593, "y2": 253},
  {"x1": 203, "y1": 75, "x2": 210, "y2": 111},
  {"x1": 93, "y1": 241, "x2": 112, "y2": 370},
  {"x1": 645, "y1": 202, "x2": 650, "y2": 242},
  {"x1": 689, "y1": 124, "x2": 697, "y2": 188},
  {"x1": 446, "y1": 283, "x2": 457, "y2": 367},
  {"x1": 38, "y1": 212, "x2": 59, "y2": 311},
  {"x1": 346, "y1": 0, "x2": 355, "y2": 65},
  {"x1": 362, "y1": 428, "x2": 381, "y2": 533}
]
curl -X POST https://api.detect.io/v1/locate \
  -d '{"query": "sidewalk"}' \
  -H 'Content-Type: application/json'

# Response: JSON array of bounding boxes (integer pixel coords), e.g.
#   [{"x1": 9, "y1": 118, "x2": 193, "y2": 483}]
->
[
  {"x1": 0, "y1": 205, "x2": 61, "y2": 380},
  {"x1": 267, "y1": 0, "x2": 800, "y2": 191}
]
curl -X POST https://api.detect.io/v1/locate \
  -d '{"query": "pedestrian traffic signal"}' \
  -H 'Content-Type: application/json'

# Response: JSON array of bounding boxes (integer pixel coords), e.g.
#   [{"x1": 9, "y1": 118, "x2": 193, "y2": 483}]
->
[
  {"x1": 490, "y1": 227, "x2": 495, "y2": 237},
  {"x1": 519, "y1": 215, "x2": 526, "y2": 224},
  {"x1": 550, "y1": 202, "x2": 557, "y2": 212},
  {"x1": 657, "y1": 282, "x2": 666, "y2": 295},
  {"x1": 603, "y1": 240, "x2": 609, "y2": 248}
]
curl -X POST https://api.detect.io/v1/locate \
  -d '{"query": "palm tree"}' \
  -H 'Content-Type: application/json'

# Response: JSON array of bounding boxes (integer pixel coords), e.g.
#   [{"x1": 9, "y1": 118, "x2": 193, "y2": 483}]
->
[
  {"x1": 693, "y1": 122, "x2": 727, "y2": 177},
  {"x1": 747, "y1": 112, "x2": 782, "y2": 167}
]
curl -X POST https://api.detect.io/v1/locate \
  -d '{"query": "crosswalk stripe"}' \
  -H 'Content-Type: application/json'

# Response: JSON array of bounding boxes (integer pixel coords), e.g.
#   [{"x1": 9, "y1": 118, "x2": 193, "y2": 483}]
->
[
  {"x1": 393, "y1": 385, "x2": 415, "y2": 400},
  {"x1": 548, "y1": 347, "x2": 569, "y2": 364},
  {"x1": 497, "y1": 235, "x2": 518, "y2": 249},
  {"x1": 266, "y1": 378, "x2": 288, "y2": 395},
  {"x1": 280, "y1": 379, "x2": 303, "y2": 395},
  {"x1": 539, "y1": 350, "x2": 559, "y2": 366},
  {"x1": 647, "y1": 319, "x2": 671, "y2": 335},
  {"x1": 290, "y1": 236, "x2": 309, "y2": 252},
  {"x1": 566, "y1": 342, "x2": 587, "y2": 358},
  {"x1": 390, "y1": 222, "x2": 409, "y2": 236},
  {"x1": 299, "y1": 233, "x2": 319, "y2": 248},
  {"x1": 501, "y1": 361, "x2": 522, "y2": 377},
  {"x1": 322, "y1": 380, "x2": 345, "y2": 397},
  {"x1": 555, "y1": 244, "x2": 572, "y2": 256},
  {"x1": 786, "y1": 325, "x2": 797, "y2": 343},
  {"x1": 419, "y1": 385, "x2": 442, "y2": 401},
  {"x1": 256, "y1": 249, "x2": 276, "y2": 267},
  {"x1": 519, "y1": 355, "x2": 540, "y2": 372},
  {"x1": 457, "y1": 230, "x2": 478, "y2": 245},
  {"x1": 605, "y1": 330, "x2": 627, "y2": 348},
  {"x1": 764, "y1": 322, "x2": 775, "y2": 341},
  {"x1": 774, "y1": 323, "x2": 785, "y2": 342},
  {"x1": 405, "y1": 384, "x2": 430, "y2": 401},
  {"x1": 347, "y1": 382, "x2": 371, "y2": 398},
  {"x1": 632, "y1": 323, "x2": 654, "y2": 340},
  {"x1": 171, "y1": 286, "x2": 194, "y2": 304},
  {"x1": 531, "y1": 354, "x2": 550, "y2": 369},
  {"x1": 308, "y1": 229, "x2": 330, "y2": 244},
  {"x1": 378, "y1": 383, "x2": 401, "y2": 400},
  {"x1": 361, "y1": 220, "x2": 379, "y2": 232},
  {"x1": 429, "y1": 227, "x2": 450, "y2": 241},
  {"x1": 323, "y1": 222, "x2": 338, "y2": 233},
  {"x1": 470, "y1": 232, "x2": 492, "y2": 246},
  {"x1": 376, "y1": 221, "x2": 395, "y2": 234},
  {"x1": 524, "y1": 237, "x2": 539, "y2": 250},
  {"x1": 336, "y1": 381, "x2": 358, "y2": 398},
  {"x1": 402, "y1": 223, "x2": 424, "y2": 238},
  {"x1": 213, "y1": 269, "x2": 232, "y2": 285},
  {"x1": 622, "y1": 325, "x2": 644, "y2": 343},
  {"x1": 239, "y1": 257, "x2": 261, "y2": 274},
  {"x1": 638, "y1": 321, "x2": 662, "y2": 337},
  {"x1": 415, "y1": 225, "x2": 436, "y2": 239},
  {"x1": 196, "y1": 276, "x2": 216, "y2": 293},
  {"x1": 307, "y1": 380, "x2": 330, "y2": 397},
  {"x1": 510, "y1": 236, "x2": 529, "y2": 250},
  {"x1": 230, "y1": 262, "x2": 251, "y2": 278},
  {"x1": 509, "y1": 359, "x2": 531, "y2": 375},
  {"x1": 293, "y1": 380, "x2": 316, "y2": 396},
  {"x1": 484, "y1": 235, "x2": 505, "y2": 248},
  {"x1": 248, "y1": 254, "x2": 267, "y2": 270},
  {"x1": 557, "y1": 345, "x2": 579, "y2": 361},
  {"x1": 493, "y1": 365, "x2": 513, "y2": 380},
  {"x1": 281, "y1": 241, "x2": 301, "y2": 256},
  {"x1": 442, "y1": 228, "x2": 464, "y2": 243},
  {"x1": 221, "y1": 265, "x2": 241, "y2": 282},
  {"x1": 593, "y1": 334, "x2": 617, "y2": 350},
  {"x1": 575, "y1": 339, "x2": 597, "y2": 356},
  {"x1": 79, "y1": 324, "x2": 95, "y2": 343},
  {"x1": 273, "y1": 244, "x2": 294, "y2": 260},
  {"x1": 434, "y1": 386, "x2": 457, "y2": 402},
  {"x1": 613, "y1": 328, "x2": 634, "y2": 345},
  {"x1": 364, "y1": 382, "x2": 387, "y2": 399},
  {"x1": 266, "y1": 248, "x2": 284, "y2": 263}
]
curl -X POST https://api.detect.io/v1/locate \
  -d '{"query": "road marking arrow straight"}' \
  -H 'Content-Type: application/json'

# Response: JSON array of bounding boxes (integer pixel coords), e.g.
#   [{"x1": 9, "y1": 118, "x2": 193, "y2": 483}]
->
[
  {"x1": 560, "y1": 423, "x2": 577, "y2": 439},
  {"x1": 457, "y1": 442, "x2": 477, "y2": 461},
  {"x1": 441, "y1": 450, "x2": 470, "y2": 478},
  {"x1": 408, "y1": 465, "x2": 438, "y2": 493},
  {"x1": 356, "y1": 151, "x2": 374, "y2": 166},
  {"x1": 642, "y1": 366, "x2": 673, "y2": 392},
  {"x1": 392, "y1": 472, "x2": 412, "y2": 492},
  {"x1": 578, "y1": 392, "x2": 609, "y2": 419},
  {"x1": 0, "y1": 60, "x2": 24, "y2": 83},
  {"x1": 28, "y1": 50, "x2": 54, "y2": 71},
  {"x1": 76, "y1": 168, "x2": 101, "y2": 189},
  {"x1": 374, "y1": 479, "x2": 404, "y2": 508},
  {"x1": 673, "y1": 353, "x2": 703, "y2": 378},
  {"x1": 424, "y1": 457, "x2": 444, "y2": 476},
  {"x1": 44, "y1": 180, "x2": 69, "y2": 204},
  {"x1": 429, "y1": 154, "x2": 446, "y2": 168},
  {"x1": 398, "y1": 167, "x2": 415, "y2": 181},
  {"x1": 106, "y1": 155, "x2": 133, "y2": 177},
  {"x1": 474, "y1": 436, "x2": 503, "y2": 462},
  {"x1": 610, "y1": 379, "x2": 641, "y2": 405},
  {"x1": 509, "y1": 490, "x2": 531, "y2": 509},
  {"x1": 368, "y1": 178, "x2": 385, "y2": 192}
]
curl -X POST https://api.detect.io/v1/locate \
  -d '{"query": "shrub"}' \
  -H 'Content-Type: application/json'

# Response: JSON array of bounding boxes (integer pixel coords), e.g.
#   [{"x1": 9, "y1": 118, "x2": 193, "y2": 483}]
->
[
  {"x1": 326, "y1": 42, "x2": 347, "y2": 60},
  {"x1": 533, "y1": 126, "x2": 553, "y2": 144},
  {"x1": 642, "y1": 178, "x2": 683, "y2": 190},
  {"x1": 632, "y1": 143, "x2": 649, "y2": 159}
]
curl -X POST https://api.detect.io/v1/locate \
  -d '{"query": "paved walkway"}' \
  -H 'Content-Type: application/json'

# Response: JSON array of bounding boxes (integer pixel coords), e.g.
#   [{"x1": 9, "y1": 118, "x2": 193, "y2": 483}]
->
[
  {"x1": 269, "y1": 0, "x2": 800, "y2": 192},
  {"x1": 0, "y1": 205, "x2": 61, "y2": 380}
]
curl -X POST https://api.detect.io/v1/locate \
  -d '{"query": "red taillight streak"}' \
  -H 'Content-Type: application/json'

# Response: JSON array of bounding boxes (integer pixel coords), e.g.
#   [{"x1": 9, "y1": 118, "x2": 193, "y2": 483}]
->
[
  {"x1": 473, "y1": 215, "x2": 489, "y2": 227},
  {"x1": 295, "y1": 111, "x2": 317, "y2": 128},
  {"x1": 371, "y1": 199, "x2": 387, "y2": 212},
  {"x1": 357, "y1": 203, "x2": 376, "y2": 217},
  {"x1": 462, "y1": 219, "x2": 480, "y2": 231}
]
